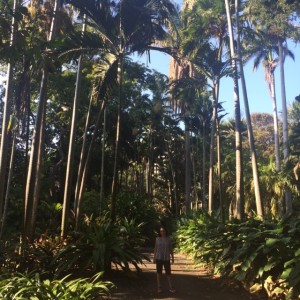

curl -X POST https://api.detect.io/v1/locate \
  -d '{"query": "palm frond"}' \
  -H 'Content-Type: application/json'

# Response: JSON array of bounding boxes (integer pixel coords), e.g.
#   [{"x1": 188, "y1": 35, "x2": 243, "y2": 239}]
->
[{"x1": 93, "y1": 53, "x2": 119, "y2": 103}]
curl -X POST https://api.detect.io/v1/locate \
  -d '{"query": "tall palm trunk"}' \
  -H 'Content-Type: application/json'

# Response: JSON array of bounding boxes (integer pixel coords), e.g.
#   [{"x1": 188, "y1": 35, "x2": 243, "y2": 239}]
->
[
  {"x1": 31, "y1": 110, "x2": 45, "y2": 236},
  {"x1": 208, "y1": 42, "x2": 222, "y2": 215},
  {"x1": 0, "y1": 0, "x2": 17, "y2": 226},
  {"x1": 202, "y1": 121, "x2": 206, "y2": 209},
  {"x1": 278, "y1": 40, "x2": 292, "y2": 214},
  {"x1": 185, "y1": 121, "x2": 191, "y2": 211},
  {"x1": 208, "y1": 81, "x2": 218, "y2": 214},
  {"x1": 73, "y1": 90, "x2": 92, "y2": 227},
  {"x1": 99, "y1": 107, "x2": 106, "y2": 214},
  {"x1": 269, "y1": 72, "x2": 281, "y2": 172},
  {"x1": 216, "y1": 119, "x2": 224, "y2": 222},
  {"x1": 235, "y1": 0, "x2": 263, "y2": 219},
  {"x1": 225, "y1": 0, "x2": 244, "y2": 220},
  {"x1": 146, "y1": 127, "x2": 153, "y2": 197},
  {"x1": 0, "y1": 125, "x2": 17, "y2": 239},
  {"x1": 24, "y1": 70, "x2": 47, "y2": 240},
  {"x1": 74, "y1": 98, "x2": 106, "y2": 229},
  {"x1": 61, "y1": 18, "x2": 86, "y2": 237},
  {"x1": 191, "y1": 141, "x2": 198, "y2": 209},
  {"x1": 24, "y1": 0, "x2": 61, "y2": 240},
  {"x1": 166, "y1": 139, "x2": 178, "y2": 215},
  {"x1": 239, "y1": 68, "x2": 263, "y2": 218},
  {"x1": 110, "y1": 57, "x2": 124, "y2": 224}
]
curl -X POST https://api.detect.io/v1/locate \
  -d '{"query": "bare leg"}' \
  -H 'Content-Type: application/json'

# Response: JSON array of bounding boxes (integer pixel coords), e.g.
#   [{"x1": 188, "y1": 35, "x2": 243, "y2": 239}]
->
[
  {"x1": 167, "y1": 275, "x2": 173, "y2": 288},
  {"x1": 167, "y1": 275, "x2": 175, "y2": 292},
  {"x1": 157, "y1": 273, "x2": 162, "y2": 291}
]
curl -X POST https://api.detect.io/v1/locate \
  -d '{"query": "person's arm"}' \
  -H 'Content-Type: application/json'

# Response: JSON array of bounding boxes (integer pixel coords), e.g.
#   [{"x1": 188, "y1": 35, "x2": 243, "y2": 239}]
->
[
  {"x1": 169, "y1": 237, "x2": 174, "y2": 263},
  {"x1": 153, "y1": 237, "x2": 157, "y2": 263}
]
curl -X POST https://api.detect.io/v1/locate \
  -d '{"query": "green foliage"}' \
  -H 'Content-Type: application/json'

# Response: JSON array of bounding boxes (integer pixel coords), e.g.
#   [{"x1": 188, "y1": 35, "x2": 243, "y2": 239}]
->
[
  {"x1": 175, "y1": 213, "x2": 300, "y2": 299},
  {"x1": 81, "y1": 190, "x2": 104, "y2": 217},
  {"x1": 53, "y1": 216, "x2": 149, "y2": 276},
  {"x1": 115, "y1": 192, "x2": 160, "y2": 242},
  {"x1": 0, "y1": 271, "x2": 113, "y2": 299},
  {"x1": 0, "y1": 236, "x2": 69, "y2": 276},
  {"x1": 1, "y1": 216, "x2": 149, "y2": 280},
  {"x1": 175, "y1": 211, "x2": 223, "y2": 270}
]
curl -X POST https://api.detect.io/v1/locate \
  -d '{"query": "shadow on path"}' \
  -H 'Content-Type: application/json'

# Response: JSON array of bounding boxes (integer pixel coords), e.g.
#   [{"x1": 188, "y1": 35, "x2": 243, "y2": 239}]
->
[{"x1": 108, "y1": 251, "x2": 267, "y2": 300}]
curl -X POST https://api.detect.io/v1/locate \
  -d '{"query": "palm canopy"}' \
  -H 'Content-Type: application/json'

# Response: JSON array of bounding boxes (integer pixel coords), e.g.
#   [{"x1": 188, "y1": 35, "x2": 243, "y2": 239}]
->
[
  {"x1": 64, "y1": 0, "x2": 179, "y2": 56},
  {"x1": 243, "y1": 30, "x2": 295, "y2": 72},
  {"x1": 179, "y1": 0, "x2": 230, "y2": 88},
  {"x1": 54, "y1": 0, "x2": 180, "y2": 108}
]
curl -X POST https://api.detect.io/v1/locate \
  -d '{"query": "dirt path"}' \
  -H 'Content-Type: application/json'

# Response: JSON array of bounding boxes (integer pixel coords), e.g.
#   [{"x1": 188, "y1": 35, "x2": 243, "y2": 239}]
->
[{"x1": 108, "y1": 251, "x2": 267, "y2": 300}]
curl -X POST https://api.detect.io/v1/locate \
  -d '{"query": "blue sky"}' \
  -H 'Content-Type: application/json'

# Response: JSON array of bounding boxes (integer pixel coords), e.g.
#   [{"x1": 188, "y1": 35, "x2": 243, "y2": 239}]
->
[
  {"x1": 134, "y1": 42, "x2": 300, "y2": 119},
  {"x1": 220, "y1": 43, "x2": 300, "y2": 118},
  {"x1": 133, "y1": 0, "x2": 300, "y2": 119}
]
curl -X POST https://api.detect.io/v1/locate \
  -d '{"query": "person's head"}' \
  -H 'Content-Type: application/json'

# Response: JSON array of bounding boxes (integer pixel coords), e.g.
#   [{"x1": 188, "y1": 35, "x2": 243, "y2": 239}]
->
[{"x1": 159, "y1": 226, "x2": 168, "y2": 237}]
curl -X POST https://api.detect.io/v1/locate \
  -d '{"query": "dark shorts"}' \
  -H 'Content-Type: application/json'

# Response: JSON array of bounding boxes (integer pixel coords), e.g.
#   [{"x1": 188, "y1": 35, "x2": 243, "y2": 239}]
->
[{"x1": 156, "y1": 259, "x2": 171, "y2": 275}]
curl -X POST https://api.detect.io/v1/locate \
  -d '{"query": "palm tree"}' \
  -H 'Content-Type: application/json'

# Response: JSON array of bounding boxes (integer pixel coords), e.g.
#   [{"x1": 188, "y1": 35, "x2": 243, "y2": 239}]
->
[
  {"x1": 61, "y1": 16, "x2": 86, "y2": 237},
  {"x1": 235, "y1": 0, "x2": 263, "y2": 219},
  {"x1": 0, "y1": 0, "x2": 18, "y2": 232},
  {"x1": 168, "y1": 61, "x2": 196, "y2": 212},
  {"x1": 246, "y1": 0, "x2": 298, "y2": 216},
  {"x1": 224, "y1": 0, "x2": 244, "y2": 220},
  {"x1": 198, "y1": 96, "x2": 213, "y2": 210},
  {"x1": 24, "y1": 0, "x2": 62, "y2": 240},
  {"x1": 246, "y1": 32, "x2": 294, "y2": 215},
  {"x1": 278, "y1": 40, "x2": 293, "y2": 214},
  {"x1": 201, "y1": 49, "x2": 228, "y2": 215},
  {"x1": 253, "y1": 50, "x2": 280, "y2": 171},
  {"x1": 64, "y1": 0, "x2": 179, "y2": 226},
  {"x1": 99, "y1": 106, "x2": 107, "y2": 213},
  {"x1": 179, "y1": 0, "x2": 229, "y2": 213},
  {"x1": 0, "y1": 118, "x2": 17, "y2": 239}
]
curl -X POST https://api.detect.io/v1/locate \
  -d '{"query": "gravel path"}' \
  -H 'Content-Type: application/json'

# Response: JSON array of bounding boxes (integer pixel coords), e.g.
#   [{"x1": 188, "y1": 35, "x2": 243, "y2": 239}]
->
[{"x1": 108, "y1": 251, "x2": 267, "y2": 300}]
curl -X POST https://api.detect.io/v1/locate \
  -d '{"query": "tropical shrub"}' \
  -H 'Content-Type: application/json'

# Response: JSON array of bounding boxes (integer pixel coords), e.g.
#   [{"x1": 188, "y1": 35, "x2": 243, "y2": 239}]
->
[
  {"x1": 0, "y1": 215, "x2": 149, "y2": 279},
  {"x1": 175, "y1": 211, "x2": 223, "y2": 270},
  {"x1": 53, "y1": 216, "x2": 149, "y2": 276},
  {"x1": 175, "y1": 213, "x2": 300, "y2": 299},
  {"x1": 0, "y1": 271, "x2": 113, "y2": 300},
  {"x1": 0, "y1": 236, "x2": 69, "y2": 276}
]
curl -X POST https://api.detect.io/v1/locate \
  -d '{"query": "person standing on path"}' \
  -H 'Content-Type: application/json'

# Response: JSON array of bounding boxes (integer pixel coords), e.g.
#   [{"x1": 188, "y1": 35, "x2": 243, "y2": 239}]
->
[{"x1": 153, "y1": 226, "x2": 176, "y2": 294}]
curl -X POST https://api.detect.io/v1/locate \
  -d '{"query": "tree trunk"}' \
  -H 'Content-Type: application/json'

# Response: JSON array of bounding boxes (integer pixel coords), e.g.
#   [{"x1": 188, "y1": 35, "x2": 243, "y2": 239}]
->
[
  {"x1": 270, "y1": 73, "x2": 281, "y2": 172},
  {"x1": 30, "y1": 110, "x2": 46, "y2": 238},
  {"x1": 185, "y1": 122, "x2": 192, "y2": 212},
  {"x1": 110, "y1": 57, "x2": 124, "y2": 224},
  {"x1": 202, "y1": 123, "x2": 206, "y2": 210},
  {"x1": 235, "y1": 0, "x2": 263, "y2": 219},
  {"x1": 0, "y1": 126, "x2": 16, "y2": 239},
  {"x1": 99, "y1": 107, "x2": 106, "y2": 214},
  {"x1": 24, "y1": 69, "x2": 48, "y2": 240},
  {"x1": 225, "y1": 0, "x2": 244, "y2": 220},
  {"x1": 278, "y1": 40, "x2": 292, "y2": 214},
  {"x1": 208, "y1": 84, "x2": 218, "y2": 214},
  {"x1": 73, "y1": 91, "x2": 93, "y2": 218},
  {"x1": 191, "y1": 141, "x2": 198, "y2": 209},
  {"x1": 75, "y1": 99, "x2": 106, "y2": 229},
  {"x1": 0, "y1": 0, "x2": 17, "y2": 224},
  {"x1": 24, "y1": 0, "x2": 61, "y2": 240},
  {"x1": 61, "y1": 18, "x2": 86, "y2": 237},
  {"x1": 208, "y1": 42, "x2": 222, "y2": 215},
  {"x1": 216, "y1": 119, "x2": 224, "y2": 223},
  {"x1": 166, "y1": 140, "x2": 178, "y2": 215},
  {"x1": 146, "y1": 127, "x2": 153, "y2": 198}
]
